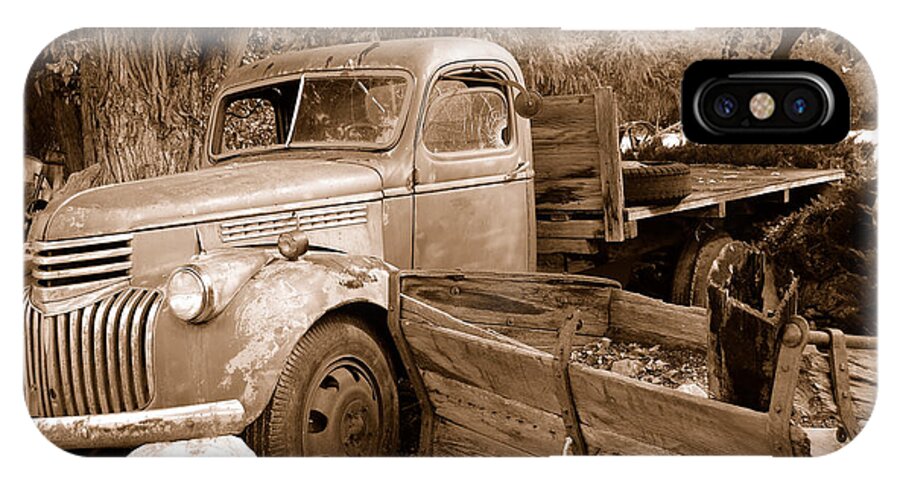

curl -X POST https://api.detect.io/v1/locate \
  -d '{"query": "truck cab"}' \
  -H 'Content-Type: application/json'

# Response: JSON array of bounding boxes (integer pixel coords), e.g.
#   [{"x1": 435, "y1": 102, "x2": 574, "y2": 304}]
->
[
  {"x1": 204, "y1": 37, "x2": 535, "y2": 272},
  {"x1": 25, "y1": 38, "x2": 536, "y2": 455}
]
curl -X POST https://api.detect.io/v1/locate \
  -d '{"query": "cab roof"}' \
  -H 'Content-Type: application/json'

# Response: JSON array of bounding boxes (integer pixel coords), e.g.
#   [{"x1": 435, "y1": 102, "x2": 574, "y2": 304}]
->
[{"x1": 220, "y1": 37, "x2": 520, "y2": 90}]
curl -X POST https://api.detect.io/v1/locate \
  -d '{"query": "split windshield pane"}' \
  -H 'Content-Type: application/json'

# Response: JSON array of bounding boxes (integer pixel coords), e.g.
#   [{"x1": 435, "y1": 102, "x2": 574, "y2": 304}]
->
[{"x1": 291, "y1": 76, "x2": 408, "y2": 148}]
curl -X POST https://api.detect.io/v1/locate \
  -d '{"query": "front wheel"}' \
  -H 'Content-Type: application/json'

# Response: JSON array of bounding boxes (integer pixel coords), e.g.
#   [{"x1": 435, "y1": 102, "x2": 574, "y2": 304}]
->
[{"x1": 246, "y1": 314, "x2": 399, "y2": 456}]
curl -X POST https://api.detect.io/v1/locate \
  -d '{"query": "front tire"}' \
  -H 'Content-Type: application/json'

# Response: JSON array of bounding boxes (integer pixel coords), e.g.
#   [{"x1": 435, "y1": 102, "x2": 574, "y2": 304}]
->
[{"x1": 247, "y1": 313, "x2": 399, "y2": 456}]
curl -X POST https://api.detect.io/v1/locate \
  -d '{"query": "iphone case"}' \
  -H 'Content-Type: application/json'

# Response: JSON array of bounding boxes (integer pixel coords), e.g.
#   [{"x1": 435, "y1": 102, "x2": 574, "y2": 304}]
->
[{"x1": 22, "y1": 28, "x2": 876, "y2": 457}]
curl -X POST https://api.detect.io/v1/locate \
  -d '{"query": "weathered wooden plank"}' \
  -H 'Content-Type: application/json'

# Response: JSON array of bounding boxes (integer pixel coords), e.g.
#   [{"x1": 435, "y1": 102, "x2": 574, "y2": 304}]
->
[
  {"x1": 606, "y1": 288, "x2": 708, "y2": 351},
  {"x1": 581, "y1": 422, "x2": 672, "y2": 455},
  {"x1": 535, "y1": 177, "x2": 604, "y2": 211},
  {"x1": 570, "y1": 363, "x2": 773, "y2": 455},
  {"x1": 533, "y1": 153, "x2": 599, "y2": 180},
  {"x1": 400, "y1": 319, "x2": 560, "y2": 413},
  {"x1": 424, "y1": 372, "x2": 566, "y2": 456},
  {"x1": 400, "y1": 273, "x2": 614, "y2": 339},
  {"x1": 532, "y1": 92, "x2": 614, "y2": 214},
  {"x1": 431, "y1": 418, "x2": 530, "y2": 457},
  {"x1": 707, "y1": 243, "x2": 793, "y2": 411},
  {"x1": 537, "y1": 238, "x2": 599, "y2": 255},
  {"x1": 680, "y1": 202, "x2": 727, "y2": 218},
  {"x1": 625, "y1": 167, "x2": 845, "y2": 221},
  {"x1": 715, "y1": 300, "x2": 783, "y2": 411},
  {"x1": 594, "y1": 89, "x2": 625, "y2": 242},
  {"x1": 472, "y1": 324, "x2": 605, "y2": 355},
  {"x1": 401, "y1": 296, "x2": 538, "y2": 352},
  {"x1": 536, "y1": 253, "x2": 566, "y2": 273},
  {"x1": 531, "y1": 95, "x2": 597, "y2": 145},
  {"x1": 796, "y1": 345, "x2": 877, "y2": 428},
  {"x1": 537, "y1": 219, "x2": 604, "y2": 239}
]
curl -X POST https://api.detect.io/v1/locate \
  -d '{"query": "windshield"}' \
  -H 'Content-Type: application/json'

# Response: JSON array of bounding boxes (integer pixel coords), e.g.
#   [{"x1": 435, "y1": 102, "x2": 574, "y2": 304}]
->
[
  {"x1": 212, "y1": 71, "x2": 409, "y2": 158},
  {"x1": 291, "y1": 75, "x2": 408, "y2": 148}
]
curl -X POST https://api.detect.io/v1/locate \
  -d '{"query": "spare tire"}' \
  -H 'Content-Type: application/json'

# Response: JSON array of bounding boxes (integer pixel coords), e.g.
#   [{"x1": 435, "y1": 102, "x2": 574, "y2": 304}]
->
[{"x1": 622, "y1": 161, "x2": 692, "y2": 206}]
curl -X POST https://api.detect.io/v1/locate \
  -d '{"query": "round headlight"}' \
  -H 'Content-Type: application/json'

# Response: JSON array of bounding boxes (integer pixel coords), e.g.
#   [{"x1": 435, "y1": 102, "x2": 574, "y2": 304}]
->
[{"x1": 166, "y1": 267, "x2": 211, "y2": 323}]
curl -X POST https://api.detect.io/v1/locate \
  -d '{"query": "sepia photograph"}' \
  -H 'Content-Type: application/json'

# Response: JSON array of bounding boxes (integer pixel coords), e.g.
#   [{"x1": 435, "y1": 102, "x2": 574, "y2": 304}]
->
[{"x1": 20, "y1": 26, "x2": 876, "y2": 457}]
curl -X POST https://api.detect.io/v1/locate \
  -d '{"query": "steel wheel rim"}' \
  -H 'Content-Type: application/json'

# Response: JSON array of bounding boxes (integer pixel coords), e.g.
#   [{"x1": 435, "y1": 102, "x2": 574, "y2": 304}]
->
[{"x1": 302, "y1": 357, "x2": 383, "y2": 456}]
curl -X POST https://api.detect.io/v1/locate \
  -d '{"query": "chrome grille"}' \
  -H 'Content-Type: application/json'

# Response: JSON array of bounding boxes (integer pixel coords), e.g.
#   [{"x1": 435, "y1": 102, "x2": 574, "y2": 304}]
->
[
  {"x1": 24, "y1": 288, "x2": 160, "y2": 417},
  {"x1": 220, "y1": 204, "x2": 368, "y2": 244},
  {"x1": 31, "y1": 233, "x2": 133, "y2": 291}
]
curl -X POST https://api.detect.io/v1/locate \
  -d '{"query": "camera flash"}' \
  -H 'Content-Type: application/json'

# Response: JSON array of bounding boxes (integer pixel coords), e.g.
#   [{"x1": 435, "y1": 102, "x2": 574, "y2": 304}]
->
[{"x1": 750, "y1": 92, "x2": 775, "y2": 120}]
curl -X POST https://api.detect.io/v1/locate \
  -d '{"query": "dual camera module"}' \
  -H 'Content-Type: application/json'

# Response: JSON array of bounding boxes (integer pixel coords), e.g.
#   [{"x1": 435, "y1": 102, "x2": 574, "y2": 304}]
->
[
  {"x1": 683, "y1": 60, "x2": 849, "y2": 144},
  {"x1": 713, "y1": 90, "x2": 815, "y2": 122}
]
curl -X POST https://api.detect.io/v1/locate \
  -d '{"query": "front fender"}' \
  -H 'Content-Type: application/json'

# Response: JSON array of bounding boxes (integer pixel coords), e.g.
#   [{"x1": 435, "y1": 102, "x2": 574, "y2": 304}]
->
[{"x1": 148, "y1": 251, "x2": 393, "y2": 426}]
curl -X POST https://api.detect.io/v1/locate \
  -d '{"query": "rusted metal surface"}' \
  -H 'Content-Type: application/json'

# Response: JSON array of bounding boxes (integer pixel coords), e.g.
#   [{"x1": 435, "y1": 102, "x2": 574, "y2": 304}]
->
[
  {"x1": 766, "y1": 315, "x2": 810, "y2": 457},
  {"x1": 34, "y1": 160, "x2": 383, "y2": 240},
  {"x1": 807, "y1": 330, "x2": 877, "y2": 350},
  {"x1": 148, "y1": 252, "x2": 393, "y2": 425},
  {"x1": 826, "y1": 328, "x2": 861, "y2": 440},
  {"x1": 219, "y1": 38, "x2": 519, "y2": 96},
  {"x1": 381, "y1": 195, "x2": 413, "y2": 269},
  {"x1": 553, "y1": 311, "x2": 587, "y2": 455},
  {"x1": 34, "y1": 400, "x2": 245, "y2": 450},
  {"x1": 414, "y1": 180, "x2": 531, "y2": 271}
]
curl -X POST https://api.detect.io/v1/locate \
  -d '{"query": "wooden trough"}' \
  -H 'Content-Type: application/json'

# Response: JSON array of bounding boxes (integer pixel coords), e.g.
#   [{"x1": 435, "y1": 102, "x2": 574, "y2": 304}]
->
[{"x1": 387, "y1": 251, "x2": 876, "y2": 456}]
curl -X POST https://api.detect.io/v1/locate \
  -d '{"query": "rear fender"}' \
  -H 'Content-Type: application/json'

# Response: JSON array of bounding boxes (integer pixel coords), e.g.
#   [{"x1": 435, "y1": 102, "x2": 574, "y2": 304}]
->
[{"x1": 149, "y1": 251, "x2": 392, "y2": 425}]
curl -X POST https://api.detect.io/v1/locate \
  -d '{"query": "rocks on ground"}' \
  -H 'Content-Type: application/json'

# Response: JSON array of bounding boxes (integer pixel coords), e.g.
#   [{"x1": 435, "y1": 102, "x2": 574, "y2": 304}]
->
[{"x1": 571, "y1": 337, "x2": 709, "y2": 395}]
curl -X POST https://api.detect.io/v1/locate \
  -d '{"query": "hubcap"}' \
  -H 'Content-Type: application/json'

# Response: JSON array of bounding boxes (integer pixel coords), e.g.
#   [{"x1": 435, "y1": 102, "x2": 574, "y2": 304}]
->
[{"x1": 302, "y1": 358, "x2": 381, "y2": 456}]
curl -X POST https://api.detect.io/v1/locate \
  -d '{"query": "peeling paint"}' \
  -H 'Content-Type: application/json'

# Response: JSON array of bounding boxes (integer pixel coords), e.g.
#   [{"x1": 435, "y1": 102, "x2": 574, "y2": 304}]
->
[{"x1": 212, "y1": 253, "x2": 391, "y2": 411}]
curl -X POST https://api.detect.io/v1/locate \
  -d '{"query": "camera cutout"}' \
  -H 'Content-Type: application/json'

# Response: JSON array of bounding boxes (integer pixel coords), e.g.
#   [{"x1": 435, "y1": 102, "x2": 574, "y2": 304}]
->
[{"x1": 683, "y1": 60, "x2": 849, "y2": 144}]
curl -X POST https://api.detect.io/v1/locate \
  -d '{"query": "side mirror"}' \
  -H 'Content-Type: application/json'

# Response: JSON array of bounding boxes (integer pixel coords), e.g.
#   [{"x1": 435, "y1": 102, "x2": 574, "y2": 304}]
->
[{"x1": 514, "y1": 90, "x2": 543, "y2": 118}]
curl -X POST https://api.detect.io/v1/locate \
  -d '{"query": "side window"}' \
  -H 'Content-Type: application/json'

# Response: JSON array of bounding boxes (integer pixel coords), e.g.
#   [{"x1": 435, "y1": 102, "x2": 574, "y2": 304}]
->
[
  {"x1": 221, "y1": 97, "x2": 278, "y2": 153},
  {"x1": 423, "y1": 78, "x2": 510, "y2": 154}
]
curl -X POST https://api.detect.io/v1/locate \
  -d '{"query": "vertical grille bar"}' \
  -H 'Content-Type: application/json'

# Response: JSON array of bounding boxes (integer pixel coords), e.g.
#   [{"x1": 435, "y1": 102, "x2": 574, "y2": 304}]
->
[
  {"x1": 33, "y1": 308, "x2": 49, "y2": 417},
  {"x1": 104, "y1": 291, "x2": 132, "y2": 413},
  {"x1": 68, "y1": 309, "x2": 87, "y2": 416},
  {"x1": 117, "y1": 291, "x2": 144, "y2": 411},
  {"x1": 92, "y1": 295, "x2": 115, "y2": 414},
  {"x1": 56, "y1": 312, "x2": 76, "y2": 416},
  {"x1": 80, "y1": 303, "x2": 99, "y2": 414},
  {"x1": 142, "y1": 294, "x2": 160, "y2": 403},
  {"x1": 44, "y1": 313, "x2": 63, "y2": 416},
  {"x1": 130, "y1": 292, "x2": 154, "y2": 407},
  {"x1": 23, "y1": 306, "x2": 35, "y2": 413}
]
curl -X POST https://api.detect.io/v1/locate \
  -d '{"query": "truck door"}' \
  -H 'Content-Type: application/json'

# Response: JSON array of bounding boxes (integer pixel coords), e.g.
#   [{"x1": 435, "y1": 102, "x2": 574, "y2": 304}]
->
[{"x1": 413, "y1": 64, "x2": 535, "y2": 271}]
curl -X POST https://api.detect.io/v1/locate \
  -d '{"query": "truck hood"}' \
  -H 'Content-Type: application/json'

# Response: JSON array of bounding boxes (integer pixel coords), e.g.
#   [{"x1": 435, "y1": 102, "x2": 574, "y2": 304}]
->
[{"x1": 34, "y1": 160, "x2": 383, "y2": 240}]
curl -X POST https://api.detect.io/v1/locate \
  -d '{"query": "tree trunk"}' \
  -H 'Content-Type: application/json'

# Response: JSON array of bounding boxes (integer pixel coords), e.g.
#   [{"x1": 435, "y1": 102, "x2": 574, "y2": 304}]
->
[{"x1": 78, "y1": 28, "x2": 248, "y2": 184}]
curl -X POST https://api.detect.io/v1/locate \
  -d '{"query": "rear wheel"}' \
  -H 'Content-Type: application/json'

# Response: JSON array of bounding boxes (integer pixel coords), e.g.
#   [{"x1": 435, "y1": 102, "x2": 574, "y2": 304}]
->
[
  {"x1": 247, "y1": 314, "x2": 399, "y2": 456},
  {"x1": 671, "y1": 232, "x2": 734, "y2": 307}
]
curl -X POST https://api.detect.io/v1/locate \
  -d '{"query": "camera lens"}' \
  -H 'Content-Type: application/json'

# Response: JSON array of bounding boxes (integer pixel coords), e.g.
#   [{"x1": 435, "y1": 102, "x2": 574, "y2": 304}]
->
[
  {"x1": 713, "y1": 94, "x2": 738, "y2": 118},
  {"x1": 791, "y1": 98, "x2": 808, "y2": 115},
  {"x1": 784, "y1": 89, "x2": 819, "y2": 123}
]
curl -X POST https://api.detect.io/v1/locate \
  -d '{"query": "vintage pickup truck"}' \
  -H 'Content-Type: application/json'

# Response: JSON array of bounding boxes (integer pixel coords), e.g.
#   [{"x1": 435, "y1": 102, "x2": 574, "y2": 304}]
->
[{"x1": 24, "y1": 37, "x2": 848, "y2": 455}]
